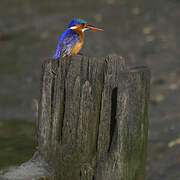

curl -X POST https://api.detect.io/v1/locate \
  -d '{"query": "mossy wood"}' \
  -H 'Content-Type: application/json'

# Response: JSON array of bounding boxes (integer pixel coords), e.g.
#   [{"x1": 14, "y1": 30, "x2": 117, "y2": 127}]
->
[{"x1": 0, "y1": 55, "x2": 150, "y2": 180}]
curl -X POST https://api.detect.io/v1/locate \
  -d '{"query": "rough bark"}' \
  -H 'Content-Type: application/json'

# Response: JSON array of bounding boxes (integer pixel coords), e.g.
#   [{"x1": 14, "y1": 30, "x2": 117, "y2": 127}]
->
[
  {"x1": 95, "y1": 66, "x2": 150, "y2": 180},
  {"x1": 0, "y1": 54, "x2": 150, "y2": 180}
]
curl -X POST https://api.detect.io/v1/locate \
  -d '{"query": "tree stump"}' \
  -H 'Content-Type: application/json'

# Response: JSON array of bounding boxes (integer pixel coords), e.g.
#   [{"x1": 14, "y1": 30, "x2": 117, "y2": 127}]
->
[{"x1": 0, "y1": 54, "x2": 150, "y2": 180}]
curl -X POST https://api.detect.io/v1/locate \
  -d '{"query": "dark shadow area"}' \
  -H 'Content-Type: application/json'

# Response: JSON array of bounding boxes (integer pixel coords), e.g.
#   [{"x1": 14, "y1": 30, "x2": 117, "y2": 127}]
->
[{"x1": 108, "y1": 87, "x2": 117, "y2": 152}]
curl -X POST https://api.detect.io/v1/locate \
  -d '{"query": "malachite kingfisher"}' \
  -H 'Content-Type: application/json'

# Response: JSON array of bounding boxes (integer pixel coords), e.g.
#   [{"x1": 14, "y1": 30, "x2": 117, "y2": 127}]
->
[{"x1": 52, "y1": 19, "x2": 103, "y2": 59}]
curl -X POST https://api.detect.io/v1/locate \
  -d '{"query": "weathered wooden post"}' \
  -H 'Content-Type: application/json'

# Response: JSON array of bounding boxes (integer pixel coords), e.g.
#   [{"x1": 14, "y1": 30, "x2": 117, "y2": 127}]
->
[{"x1": 0, "y1": 54, "x2": 150, "y2": 180}]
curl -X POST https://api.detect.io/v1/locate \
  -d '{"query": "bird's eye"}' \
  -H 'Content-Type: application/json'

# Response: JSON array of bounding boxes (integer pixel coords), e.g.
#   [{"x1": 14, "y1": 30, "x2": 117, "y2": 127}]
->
[{"x1": 82, "y1": 23, "x2": 85, "y2": 26}]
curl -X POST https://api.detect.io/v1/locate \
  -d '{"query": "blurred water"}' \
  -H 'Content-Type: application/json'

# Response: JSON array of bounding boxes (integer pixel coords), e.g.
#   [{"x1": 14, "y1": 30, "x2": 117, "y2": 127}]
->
[
  {"x1": 1, "y1": 0, "x2": 180, "y2": 179},
  {"x1": 0, "y1": 120, "x2": 35, "y2": 170}
]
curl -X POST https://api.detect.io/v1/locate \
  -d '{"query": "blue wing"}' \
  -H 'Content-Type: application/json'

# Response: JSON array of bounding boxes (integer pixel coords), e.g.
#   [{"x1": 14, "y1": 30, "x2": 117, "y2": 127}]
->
[{"x1": 52, "y1": 29, "x2": 80, "y2": 59}]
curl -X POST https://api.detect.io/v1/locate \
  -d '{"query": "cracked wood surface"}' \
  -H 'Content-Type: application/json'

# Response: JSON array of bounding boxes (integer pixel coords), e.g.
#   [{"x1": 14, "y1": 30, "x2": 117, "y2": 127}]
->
[{"x1": 0, "y1": 54, "x2": 150, "y2": 180}]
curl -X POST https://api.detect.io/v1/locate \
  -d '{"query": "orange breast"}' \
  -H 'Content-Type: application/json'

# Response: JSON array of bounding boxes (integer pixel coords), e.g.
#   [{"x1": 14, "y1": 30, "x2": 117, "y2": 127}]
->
[
  {"x1": 69, "y1": 29, "x2": 84, "y2": 55},
  {"x1": 70, "y1": 41, "x2": 84, "y2": 55}
]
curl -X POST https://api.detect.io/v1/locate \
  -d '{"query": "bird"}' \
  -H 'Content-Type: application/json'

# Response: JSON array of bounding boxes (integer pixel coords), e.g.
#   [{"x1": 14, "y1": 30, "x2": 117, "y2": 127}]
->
[{"x1": 52, "y1": 19, "x2": 103, "y2": 59}]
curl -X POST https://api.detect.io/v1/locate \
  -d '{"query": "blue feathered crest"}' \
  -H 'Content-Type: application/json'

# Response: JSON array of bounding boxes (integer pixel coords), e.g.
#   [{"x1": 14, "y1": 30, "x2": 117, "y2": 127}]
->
[{"x1": 68, "y1": 19, "x2": 87, "y2": 28}]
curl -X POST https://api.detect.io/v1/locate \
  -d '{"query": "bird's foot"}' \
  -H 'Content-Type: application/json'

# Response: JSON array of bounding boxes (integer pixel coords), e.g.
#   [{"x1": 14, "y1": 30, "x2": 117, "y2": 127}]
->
[{"x1": 77, "y1": 52, "x2": 84, "y2": 56}]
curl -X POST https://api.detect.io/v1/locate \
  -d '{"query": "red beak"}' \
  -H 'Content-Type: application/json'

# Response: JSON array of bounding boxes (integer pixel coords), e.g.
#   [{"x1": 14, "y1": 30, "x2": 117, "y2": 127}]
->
[{"x1": 87, "y1": 25, "x2": 104, "y2": 31}]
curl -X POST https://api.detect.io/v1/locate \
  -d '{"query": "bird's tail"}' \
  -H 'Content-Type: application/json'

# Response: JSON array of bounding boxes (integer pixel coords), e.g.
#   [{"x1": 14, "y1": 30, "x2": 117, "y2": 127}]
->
[
  {"x1": 52, "y1": 48, "x2": 60, "y2": 59},
  {"x1": 52, "y1": 54, "x2": 60, "y2": 59},
  {"x1": 52, "y1": 36, "x2": 61, "y2": 59}
]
